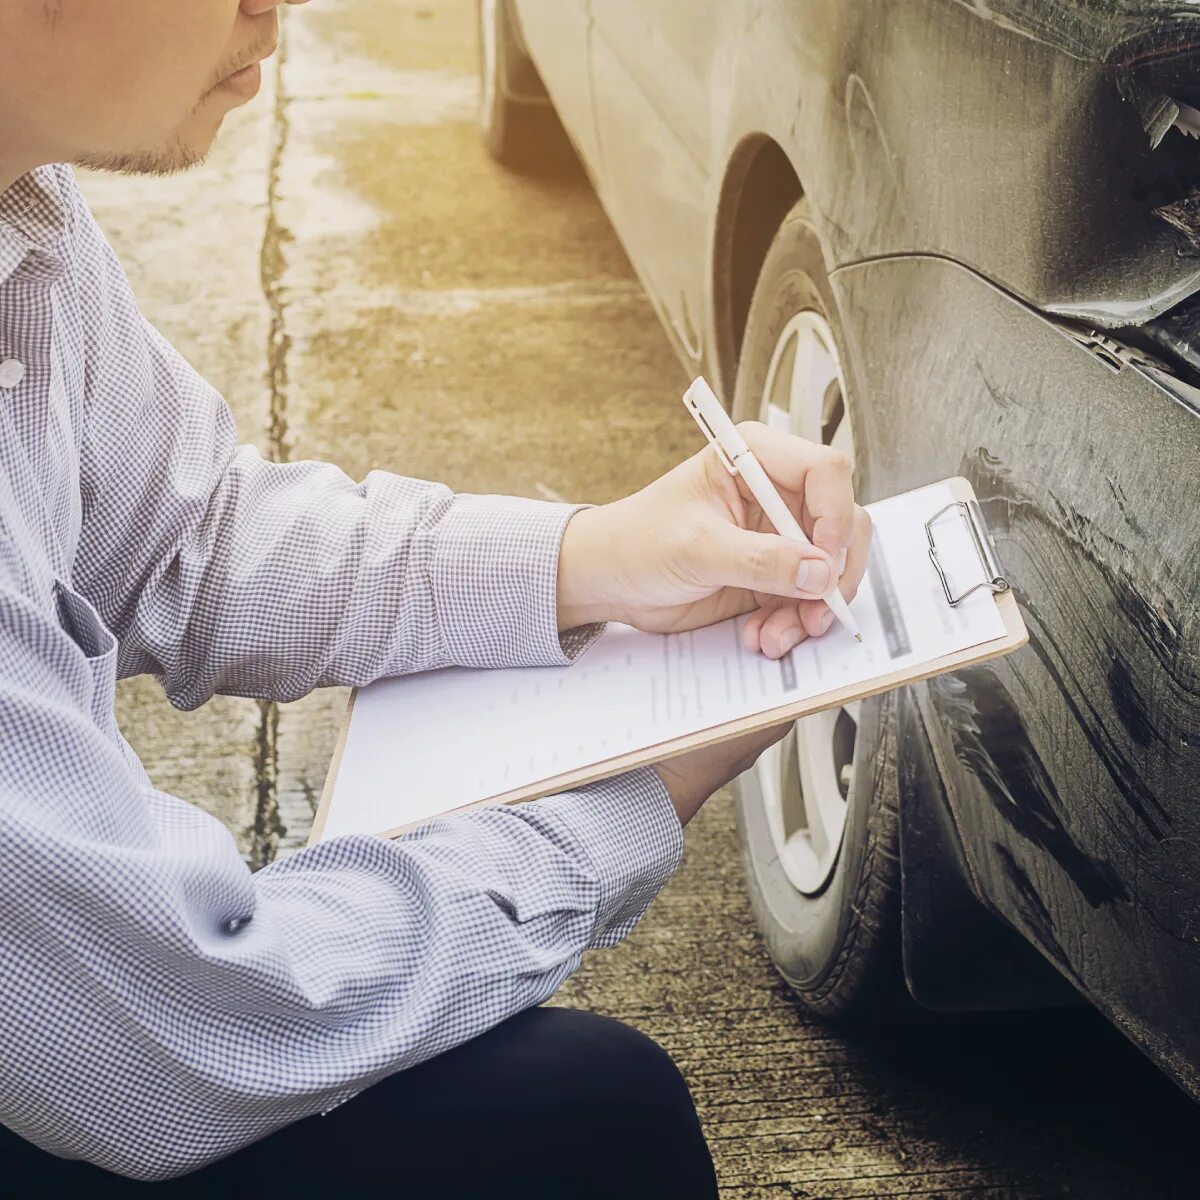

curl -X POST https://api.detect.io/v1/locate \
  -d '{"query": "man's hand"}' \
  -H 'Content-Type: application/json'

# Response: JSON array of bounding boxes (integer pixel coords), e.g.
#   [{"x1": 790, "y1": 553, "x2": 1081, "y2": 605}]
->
[
  {"x1": 653, "y1": 723, "x2": 792, "y2": 825},
  {"x1": 557, "y1": 421, "x2": 872, "y2": 659}
]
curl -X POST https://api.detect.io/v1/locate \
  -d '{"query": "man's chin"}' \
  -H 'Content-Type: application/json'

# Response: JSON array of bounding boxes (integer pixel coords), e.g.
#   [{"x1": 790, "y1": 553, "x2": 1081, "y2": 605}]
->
[{"x1": 75, "y1": 124, "x2": 220, "y2": 179}]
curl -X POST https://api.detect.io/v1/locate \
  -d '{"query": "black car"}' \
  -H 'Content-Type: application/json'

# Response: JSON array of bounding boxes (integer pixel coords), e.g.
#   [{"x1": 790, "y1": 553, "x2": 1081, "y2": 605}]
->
[{"x1": 478, "y1": 0, "x2": 1200, "y2": 1100}]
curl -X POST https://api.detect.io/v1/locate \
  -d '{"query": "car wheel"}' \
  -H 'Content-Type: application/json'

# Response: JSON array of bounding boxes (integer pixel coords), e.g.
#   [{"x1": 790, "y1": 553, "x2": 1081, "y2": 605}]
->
[
  {"x1": 477, "y1": 0, "x2": 567, "y2": 170},
  {"x1": 732, "y1": 197, "x2": 903, "y2": 1022}
]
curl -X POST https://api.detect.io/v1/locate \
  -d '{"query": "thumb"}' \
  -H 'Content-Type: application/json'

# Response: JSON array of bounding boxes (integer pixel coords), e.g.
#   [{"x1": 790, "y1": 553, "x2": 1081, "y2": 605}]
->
[{"x1": 710, "y1": 525, "x2": 835, "y2": 599}]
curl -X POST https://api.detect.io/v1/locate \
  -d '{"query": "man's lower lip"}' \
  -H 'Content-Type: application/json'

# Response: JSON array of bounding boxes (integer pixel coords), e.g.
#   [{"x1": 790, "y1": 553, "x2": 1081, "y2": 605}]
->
[{"x1": 219, "y1": 61, "x2": 262, "y2": 98}]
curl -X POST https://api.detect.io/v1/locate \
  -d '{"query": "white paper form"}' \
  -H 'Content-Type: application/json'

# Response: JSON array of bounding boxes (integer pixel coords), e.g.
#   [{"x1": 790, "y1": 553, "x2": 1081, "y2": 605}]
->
[{"x1": 320, "y1": 482, "x2": 1007, "y2": 840}]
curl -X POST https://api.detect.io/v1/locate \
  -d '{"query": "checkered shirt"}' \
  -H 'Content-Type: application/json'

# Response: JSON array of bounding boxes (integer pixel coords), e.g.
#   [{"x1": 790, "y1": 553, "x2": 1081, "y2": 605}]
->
[{"x1": 0, "y1": 165, "x2": 683, "y2": 1182}]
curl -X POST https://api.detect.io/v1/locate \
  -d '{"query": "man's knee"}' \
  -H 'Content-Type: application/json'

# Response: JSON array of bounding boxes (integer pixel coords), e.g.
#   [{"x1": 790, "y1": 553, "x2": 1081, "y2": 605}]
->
[
  {"x1": 510, "y1": 1009, "x2": 715, "y2": 1196},
  {"x1": 308, "y1": 1007, "x2": 718, "y2": 1199},
  {"x1": 499, "y1": 1007, "x2": 710, "y2": 1167},
  {"x1": 507, "y1": 1006, "x2": 689, "y2": 1105}
]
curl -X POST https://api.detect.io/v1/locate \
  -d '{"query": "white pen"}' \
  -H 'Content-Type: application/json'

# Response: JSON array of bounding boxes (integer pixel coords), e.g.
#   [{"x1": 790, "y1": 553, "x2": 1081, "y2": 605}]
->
[{"x1": 683, "y1": 376, "x2": 863, "y2": 642}]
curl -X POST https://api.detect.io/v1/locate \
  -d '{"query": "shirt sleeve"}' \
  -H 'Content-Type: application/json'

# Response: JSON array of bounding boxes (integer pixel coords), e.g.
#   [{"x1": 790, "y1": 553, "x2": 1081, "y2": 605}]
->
[
  {"x1": 65, "y1": 178, "x2": 599, "y2": 708},
  {"x1": 0, "y1": 559, "x2": 683, "y2": 1181}
]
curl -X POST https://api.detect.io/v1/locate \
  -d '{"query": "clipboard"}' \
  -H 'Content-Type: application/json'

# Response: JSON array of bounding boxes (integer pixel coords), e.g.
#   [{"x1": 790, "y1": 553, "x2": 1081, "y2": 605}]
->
[{"x1": 311, "y1": 476, "x2": 1026, "y2": 844}]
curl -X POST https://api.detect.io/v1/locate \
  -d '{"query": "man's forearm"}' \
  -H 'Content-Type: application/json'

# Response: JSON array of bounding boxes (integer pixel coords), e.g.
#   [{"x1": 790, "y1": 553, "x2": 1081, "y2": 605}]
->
[
  {"x1": 90, "y1": 422, "x2": 604, "y2": 705},
  {"x1": 67, "y1": 174, "x2": 604, "y2": 704}
]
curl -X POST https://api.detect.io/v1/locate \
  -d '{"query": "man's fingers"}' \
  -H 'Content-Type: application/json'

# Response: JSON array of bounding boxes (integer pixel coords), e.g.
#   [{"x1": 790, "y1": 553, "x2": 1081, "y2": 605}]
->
[
  {"x1": 803, "y1": 450, "x2": 856, "y2": 554},
  {"x1": 793, "y1": 505, "x2": 872, "y2": 638},
  {"x1": 739, "y1": 422, "x2": 856, "y2": 554},
  {"x1": 712, "y1": 525, "x2": 836, "y2": 599},
  {"x1": 741, "y1": 607, "x2": 770, "y2": 652},
  {"x1": 796, "y1": 597, "x2": 836, "y2": 639},
  {"x1": 839, "y1": 505, "x2": 873, "y2": 602},
  {"x1": 758, "y1": 605, "x2": 807, "y2": 659}
]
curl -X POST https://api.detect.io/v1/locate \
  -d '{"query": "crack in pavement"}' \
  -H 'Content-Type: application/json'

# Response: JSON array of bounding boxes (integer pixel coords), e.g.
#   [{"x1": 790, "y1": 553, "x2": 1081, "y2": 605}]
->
[
  {"x1": 250, "y1": 17, "x2": 294, "y2": 869},
  {"x1": 262, "y1": 17, "x2": 293, "y2": 465}
]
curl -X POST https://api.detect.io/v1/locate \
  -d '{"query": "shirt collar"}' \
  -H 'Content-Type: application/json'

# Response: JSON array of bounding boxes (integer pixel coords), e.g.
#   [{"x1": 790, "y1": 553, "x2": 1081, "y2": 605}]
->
[{"x1": 0, "y1": 165, "x2": 70, "y2": 287}]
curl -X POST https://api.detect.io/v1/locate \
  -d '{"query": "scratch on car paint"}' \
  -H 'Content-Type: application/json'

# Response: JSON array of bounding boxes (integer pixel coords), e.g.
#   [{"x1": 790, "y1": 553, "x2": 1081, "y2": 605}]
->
[
  {"x1": 1133, "y1": 832, "x2": 1200, "y2": 949},
  {"x1": 965, "y1": 448, "x2": 1195, "y2": 839},
  {"x1": 844, "y1": 74, "x2": 898, "y2": 189},
  {"x1": 991, "y1": 841, "x2": 1079, "y2": 980},
  {"x1": 1108, "y1": 658, "x2": 1161, "y2": 749},
  {"x1": 1104, "y1": 475, "x2": 1150, "y2": 542},
  {"x1": 974, "y1": 357, "x2": 1028, "y2": 411},
  {"x1": 1025, "y1": 619, "x2": 1170, "y2": 839},
  {"x1": 929, "y1": 668, "x2": 1130, "y2": 908}
]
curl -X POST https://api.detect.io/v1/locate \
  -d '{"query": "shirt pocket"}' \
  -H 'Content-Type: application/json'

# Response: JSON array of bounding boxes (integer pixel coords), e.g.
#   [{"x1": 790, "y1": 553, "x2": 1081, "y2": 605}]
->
[
  {"x1": 53, "y1": 580, "x2": 115, "y2": 661},
  {"x1": 53, "y1": 580, "x2": 119, "y2": 731}
]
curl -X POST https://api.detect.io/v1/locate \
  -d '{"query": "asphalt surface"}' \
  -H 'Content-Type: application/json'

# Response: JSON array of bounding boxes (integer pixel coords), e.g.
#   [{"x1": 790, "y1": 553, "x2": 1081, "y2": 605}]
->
[{"x1": 82, "y1": 1, "x2": 1199, "y2": 1195}]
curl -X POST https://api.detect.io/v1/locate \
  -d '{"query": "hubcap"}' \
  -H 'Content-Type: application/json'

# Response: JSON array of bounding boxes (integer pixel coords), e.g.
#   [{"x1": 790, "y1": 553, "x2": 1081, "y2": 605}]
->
[{"x1": 755, "y1": 312, "x2": 859, "y2": 896}]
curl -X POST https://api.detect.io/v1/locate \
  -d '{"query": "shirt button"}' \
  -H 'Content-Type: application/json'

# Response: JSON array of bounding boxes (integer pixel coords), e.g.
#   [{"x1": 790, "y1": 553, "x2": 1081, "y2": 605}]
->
[{"x1": 0, "y1": 358, "x2": 25, "y2": 389}]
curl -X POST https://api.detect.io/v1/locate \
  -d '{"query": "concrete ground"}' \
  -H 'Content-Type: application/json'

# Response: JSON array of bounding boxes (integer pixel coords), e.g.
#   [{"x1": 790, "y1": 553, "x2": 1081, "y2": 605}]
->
[{"x1": 81, "y1": 1, "x2": 1198, "y2": 1195}]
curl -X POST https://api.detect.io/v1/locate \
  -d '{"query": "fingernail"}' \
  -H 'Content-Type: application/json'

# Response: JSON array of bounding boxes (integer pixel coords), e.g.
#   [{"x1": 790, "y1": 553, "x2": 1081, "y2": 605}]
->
[
  {"x1": 818, "y1": 609, "x2": 835, "y2": 634},
  {"x1": 795, "y1": 559, "x2": 832, "y2": 594},
  {"x1": 781, "y1": 629, "x2": 801, "y2": 654},
  {"x1": 836, "y1": 548, "x2": 848, "y2": 575}
]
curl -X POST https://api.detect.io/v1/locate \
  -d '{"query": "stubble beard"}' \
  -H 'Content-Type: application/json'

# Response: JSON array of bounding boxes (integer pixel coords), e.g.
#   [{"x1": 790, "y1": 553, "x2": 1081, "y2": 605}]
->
[
  {"x1": 73, "y1": 75, "x2": 234, "y2": 179},
  {"x1": 69, "y1": 29, "x2": 274, "y2": 180},
  {"x1": 74, "y1": 132, "x2": 209, "y2": 179}
]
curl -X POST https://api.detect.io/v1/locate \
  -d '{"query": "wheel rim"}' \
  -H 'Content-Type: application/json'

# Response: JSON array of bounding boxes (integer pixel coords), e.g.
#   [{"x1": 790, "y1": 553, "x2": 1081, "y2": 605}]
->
[
  {"x1": 755, "y1": 311, "x2": 859, "y2": 896},
  {"x1": 478, "y1": 0, "x2": 499, "y2": 123}
]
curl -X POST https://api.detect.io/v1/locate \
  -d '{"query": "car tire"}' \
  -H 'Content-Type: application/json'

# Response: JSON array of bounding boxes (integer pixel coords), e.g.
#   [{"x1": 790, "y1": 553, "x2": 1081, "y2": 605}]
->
[
  {"x1": 477, "y1": 0, "x2": 569, "y2": 171},
  {"x1": 732, "y1": 197, "x2": 904, "y2": 1022}
]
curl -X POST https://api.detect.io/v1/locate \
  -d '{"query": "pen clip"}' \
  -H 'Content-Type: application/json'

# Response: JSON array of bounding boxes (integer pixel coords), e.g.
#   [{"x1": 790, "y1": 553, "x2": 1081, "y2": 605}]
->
[{"x1": 683, "y1": 395, "x2": 739, "y2": 476}]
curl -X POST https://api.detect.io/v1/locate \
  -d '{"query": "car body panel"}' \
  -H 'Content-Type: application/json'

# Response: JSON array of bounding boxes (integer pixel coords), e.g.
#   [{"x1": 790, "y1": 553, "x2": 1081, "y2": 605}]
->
[
  {"x1": 587, "y1": 9, "x2": 710, "y2": 363},
  {"x1": 587, "y1": 3, "x2": 718, "y2": 364},
  {"x1": 523, "y1": 0, "x2": 1200, "y2": 343},
  {"x1": 832, "y1": 253, "x2": 1200, "y2": 1096},
  {"x1": 726, "y1": 1, "x2": 1200, "y2": 327},
  {"x1": 509, "y1": 0, "x2": 600, "y2": 169},
  {"x1": 511, "y1": 0, "x2": 1200, "y2": 1097}
]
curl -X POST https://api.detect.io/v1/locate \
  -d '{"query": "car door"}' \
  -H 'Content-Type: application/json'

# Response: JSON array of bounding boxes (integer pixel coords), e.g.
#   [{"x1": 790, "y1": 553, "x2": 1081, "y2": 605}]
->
[
  {"x1": 588, "y1": 3, "x2": 717, "y2": 369},
  {"x1": 512, "y1": 0, "x2": 602, "y2": 171}
]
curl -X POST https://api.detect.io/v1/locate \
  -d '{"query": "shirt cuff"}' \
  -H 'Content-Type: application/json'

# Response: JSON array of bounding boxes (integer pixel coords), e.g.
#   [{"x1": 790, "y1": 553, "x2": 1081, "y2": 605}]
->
[
  {"x1": 530, "y1": 766, "x2": 684, "y2": 948},
  {"x1": 432, "y1": 494, "x2": 605, "y2": 669}
]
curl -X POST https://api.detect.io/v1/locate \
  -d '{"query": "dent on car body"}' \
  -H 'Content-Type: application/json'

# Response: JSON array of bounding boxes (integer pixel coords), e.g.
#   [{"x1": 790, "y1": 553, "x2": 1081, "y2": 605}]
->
[
  {"x1": 831, "y1": 250, "x2": 1200, "y2": 1090},
  {"x1": 953, "y1": 0, "x2": 1200, "y2": 92},
  {"x1": 952, "y1": 1, "x2": 1199, "y2": 63},
  {"x1": 929, "y1": 666, "x2": 1131, "y2": 908},
  {"x1": 971, "y1": 0, "x2": 1200, "y2": 294},
  {"x1": 956, "y1": 0, "x2": 1200, "y2": 148},
  {"x1": 879, "y1": 3, "x2": 1200, "y2": 330},
  {"x1": 966, "y1": 446, "x2": 1189, "y2": 843}
]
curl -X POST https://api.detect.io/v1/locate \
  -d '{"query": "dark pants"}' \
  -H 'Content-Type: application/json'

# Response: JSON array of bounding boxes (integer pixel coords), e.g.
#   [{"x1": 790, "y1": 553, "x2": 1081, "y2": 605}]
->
[{"x1": 3, "y1": 1007, "x2": 718, "y2": 1199}]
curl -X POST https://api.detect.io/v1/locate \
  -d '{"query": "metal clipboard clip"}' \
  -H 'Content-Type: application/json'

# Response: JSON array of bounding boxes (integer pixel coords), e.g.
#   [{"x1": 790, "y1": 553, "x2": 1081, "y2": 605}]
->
[{"x1": 925, "y1": 499, "x2": 1010, "y2": 607}]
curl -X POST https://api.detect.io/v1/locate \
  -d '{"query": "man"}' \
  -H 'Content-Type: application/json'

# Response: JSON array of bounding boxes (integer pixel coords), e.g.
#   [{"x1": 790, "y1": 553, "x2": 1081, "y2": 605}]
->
[{"x1": 0, "y1": 1, "x2": 870, "y2": 1195}]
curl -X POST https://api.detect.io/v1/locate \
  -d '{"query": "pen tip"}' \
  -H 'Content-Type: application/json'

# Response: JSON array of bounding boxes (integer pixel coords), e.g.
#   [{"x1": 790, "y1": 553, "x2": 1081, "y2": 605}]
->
[{"x1": 854, "y1": 633, "x2": 863, "y2": 642}]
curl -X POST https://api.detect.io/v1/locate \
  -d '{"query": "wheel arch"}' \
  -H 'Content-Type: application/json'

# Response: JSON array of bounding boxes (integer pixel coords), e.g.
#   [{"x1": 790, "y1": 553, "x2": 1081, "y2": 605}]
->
[
  {"x1": 720, "y1": 165, "x2": 1079, "y2": 1016},
  {"x1": 711, "y1": 135, "x2": 804, "y2": 399}
]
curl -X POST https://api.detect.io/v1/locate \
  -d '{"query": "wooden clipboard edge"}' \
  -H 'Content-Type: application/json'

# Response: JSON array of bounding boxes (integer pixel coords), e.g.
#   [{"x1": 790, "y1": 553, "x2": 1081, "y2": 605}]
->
[{"x1": 312, "y1": 474, "x2": 1027, "y2": 846}]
